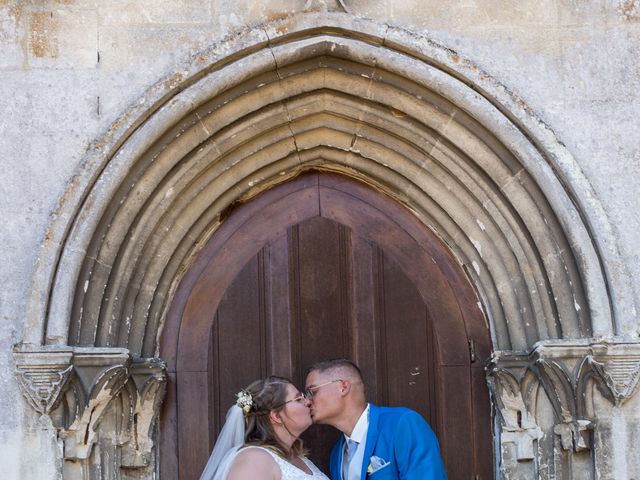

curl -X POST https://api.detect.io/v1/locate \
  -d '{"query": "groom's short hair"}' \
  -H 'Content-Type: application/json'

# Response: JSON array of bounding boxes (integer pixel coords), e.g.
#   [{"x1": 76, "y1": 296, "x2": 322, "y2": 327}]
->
[{"x1": 307, "y1": 358, "x2": 363, "y2": 382}]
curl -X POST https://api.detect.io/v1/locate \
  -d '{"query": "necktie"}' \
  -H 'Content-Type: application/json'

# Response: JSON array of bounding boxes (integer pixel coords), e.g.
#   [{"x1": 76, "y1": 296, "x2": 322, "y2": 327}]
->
[{"x1": 343, "y1": 439, "x2": 359, "y2": 480}]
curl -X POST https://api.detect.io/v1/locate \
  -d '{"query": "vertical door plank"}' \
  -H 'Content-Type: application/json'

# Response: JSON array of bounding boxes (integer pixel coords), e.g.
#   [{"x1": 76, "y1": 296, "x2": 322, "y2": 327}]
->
[
  {"x1": 177, "y1": 371, "x2": 209, "y2": 479},
  {"x1": 159, "y1": 371, "x2": 178, "y2": 479},
  {"x1": 438, "y1": 365, "x2": 474, "y2": 479},
  {"x1": 426, "y1": 311, "x2": 439, "y2": 432},
  {"x1": 349, "y1": 233, "x2": 380, "y2": 402},
  {"x1": 380, "y1": 251, "x2": 433, "y2": 422},
  {"x1": 265, "y1": 233, "x2": 294, "y2": 378},
  {"x1": 291, "y1": 217, "x2": 351, "y2": 375},
  {"x1": 472, "y1": 365, "x2": 494, "y2": 480},
  {"x1": 211, "y1": 255, "x2": 265, "y2": 438},
  {"x1": 292, "y1": 217, "x2": 352, "y2": 473}
]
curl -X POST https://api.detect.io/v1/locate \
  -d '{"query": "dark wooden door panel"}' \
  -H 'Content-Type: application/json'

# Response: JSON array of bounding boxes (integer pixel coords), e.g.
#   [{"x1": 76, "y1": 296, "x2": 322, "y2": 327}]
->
[
  {"x1": 264, "y1": 234, "x2": 295, "y2": 378},
  {"x1": 209, "y1": 254, "x2": 266, "y2": 440},
  {"x1": 290, "y1": 217, "x2": 352, "y2": 377},
  {"x1": 347, "y1": 235, "x2": 380, "y2": 403},
  {"x1": 379, "y1": 252, "x2": 434, "y2": 420},
  {"x1": 177, "y1": 371, "x2": 210, "y2": 479},
  {"x1": 439, "y1": 365, "x2": 475, "y2": 479},
  {"x1": 471, "y1": 365, "x2": 494, "y2": 480}
]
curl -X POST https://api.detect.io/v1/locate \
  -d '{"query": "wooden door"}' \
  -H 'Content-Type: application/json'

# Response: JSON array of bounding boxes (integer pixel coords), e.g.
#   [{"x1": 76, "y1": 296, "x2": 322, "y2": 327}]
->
[
  {"x1": 160, "y1": 173, "x2": 493, "y2": 479},
  {"x1": 209, "y1": 215, "x2": 440, "y2": 471}
]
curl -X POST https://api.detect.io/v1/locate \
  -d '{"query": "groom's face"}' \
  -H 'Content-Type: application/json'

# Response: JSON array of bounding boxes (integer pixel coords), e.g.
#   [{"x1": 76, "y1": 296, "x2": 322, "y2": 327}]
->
[{"x1": 305, "y1": 369, "x2": 343, "y2": 425}]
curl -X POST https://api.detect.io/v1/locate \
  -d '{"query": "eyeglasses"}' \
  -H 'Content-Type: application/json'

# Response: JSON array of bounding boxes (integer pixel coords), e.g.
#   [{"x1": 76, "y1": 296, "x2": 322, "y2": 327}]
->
[
  {"x1": 305, "y1": 379, "x2": 343, "y2": 399},
  {"x1": 275, "y1": 392, "x2": 307, "y2": 408}
]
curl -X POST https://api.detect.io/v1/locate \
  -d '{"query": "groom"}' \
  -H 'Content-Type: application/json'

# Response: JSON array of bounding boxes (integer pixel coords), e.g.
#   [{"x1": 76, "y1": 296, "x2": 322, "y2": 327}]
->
[{"x1": 305, "y1": 359, "x2": 446, "y2": 480}]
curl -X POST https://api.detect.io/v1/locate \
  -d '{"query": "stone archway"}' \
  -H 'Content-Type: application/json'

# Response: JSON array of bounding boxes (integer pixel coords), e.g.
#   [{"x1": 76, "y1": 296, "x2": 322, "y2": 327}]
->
[
  {"x1": 14, "y1": 14, "x2": 638, "y2": 480},
  {"x1": 34, "y1": 30, "x2": 605, "y2": 351}
]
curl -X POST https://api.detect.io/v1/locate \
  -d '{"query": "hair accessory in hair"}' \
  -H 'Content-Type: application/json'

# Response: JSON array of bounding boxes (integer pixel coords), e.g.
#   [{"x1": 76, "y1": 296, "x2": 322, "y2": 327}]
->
[{"x1": 235, "y1": 390, "x2": 253, "y2": 414}]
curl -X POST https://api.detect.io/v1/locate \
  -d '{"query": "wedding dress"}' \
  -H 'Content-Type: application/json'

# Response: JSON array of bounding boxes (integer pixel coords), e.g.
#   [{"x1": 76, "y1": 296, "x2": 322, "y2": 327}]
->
[
  {"x1": 253, "y1": 446, "x2": 329, "y2": 480},
  {"x1": 202, "y1": 444, "x2": 330, "y2": 480}
]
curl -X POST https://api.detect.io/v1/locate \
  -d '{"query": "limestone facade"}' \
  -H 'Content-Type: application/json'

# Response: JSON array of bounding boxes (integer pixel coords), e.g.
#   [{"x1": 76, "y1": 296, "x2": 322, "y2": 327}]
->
[{"x1": 1, "y1": 1, "x2": 639, "y2": 479}]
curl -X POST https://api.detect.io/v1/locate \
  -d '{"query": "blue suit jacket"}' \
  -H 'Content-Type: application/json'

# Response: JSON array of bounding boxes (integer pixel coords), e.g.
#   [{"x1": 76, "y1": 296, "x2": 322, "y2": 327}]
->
[{"x1": 329, "y1": 404, "x2": 446, "y2": 480}]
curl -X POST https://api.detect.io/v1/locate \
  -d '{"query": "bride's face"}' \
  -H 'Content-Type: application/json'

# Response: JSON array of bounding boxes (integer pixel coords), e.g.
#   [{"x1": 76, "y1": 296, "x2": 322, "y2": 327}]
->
[{"x1": 277, "y1": 383, "x2": 313, "y2": 435}]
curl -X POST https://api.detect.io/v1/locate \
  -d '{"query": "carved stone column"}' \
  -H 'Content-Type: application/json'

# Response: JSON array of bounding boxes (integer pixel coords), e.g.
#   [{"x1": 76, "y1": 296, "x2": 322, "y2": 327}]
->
[
  {"x1": 487, "y1": 339, "x2": 640, "y2": 480},
  {"x1": 14, "y1": 346, "x2": 167, "y2": 480}
]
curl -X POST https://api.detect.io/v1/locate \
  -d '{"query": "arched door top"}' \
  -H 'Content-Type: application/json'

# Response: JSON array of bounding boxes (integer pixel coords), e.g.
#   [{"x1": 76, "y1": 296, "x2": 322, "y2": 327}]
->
[
  {"x1": 165, "y1": 172, "x2": 489, "y2": 373},
  {"x1": 24, "y1": 20, "x2": 628, "y2": 358}
]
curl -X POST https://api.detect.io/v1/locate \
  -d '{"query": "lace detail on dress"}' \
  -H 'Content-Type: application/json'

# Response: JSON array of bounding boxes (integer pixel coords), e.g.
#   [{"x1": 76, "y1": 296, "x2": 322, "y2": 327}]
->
[{"x1": 248, "y1": 447, "x2": 329, "y2": 480}]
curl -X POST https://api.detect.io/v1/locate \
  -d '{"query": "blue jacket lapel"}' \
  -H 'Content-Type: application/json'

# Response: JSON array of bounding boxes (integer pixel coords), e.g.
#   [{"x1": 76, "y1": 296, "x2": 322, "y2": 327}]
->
[
  {"x1": 333, "y1": 435, "x2": 345, "y2": 480},
  {"x1": 360, "y1": 403, "x2": 380, "y2": 479}
]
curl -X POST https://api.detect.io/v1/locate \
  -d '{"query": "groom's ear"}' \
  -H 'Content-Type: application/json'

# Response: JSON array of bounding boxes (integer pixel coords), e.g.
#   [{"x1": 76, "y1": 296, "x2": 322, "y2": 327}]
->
[{"x1": 340, "y1": 379, "x2": 351, "y2": 397}]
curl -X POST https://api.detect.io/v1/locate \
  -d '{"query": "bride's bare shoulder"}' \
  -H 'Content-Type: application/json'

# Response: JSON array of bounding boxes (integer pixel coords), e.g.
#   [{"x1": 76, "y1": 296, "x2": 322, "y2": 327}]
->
[{"x1": 227, "y1": 447, "x2": 280, "y2": 480}]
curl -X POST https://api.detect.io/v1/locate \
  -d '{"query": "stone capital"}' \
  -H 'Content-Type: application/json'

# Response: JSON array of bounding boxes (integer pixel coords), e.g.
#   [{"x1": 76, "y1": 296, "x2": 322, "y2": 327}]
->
[
  {"x1": 487, "y1": 338, "x2": 640, "y2": 453},
  {"x1": 13, "y1": 345, "x2": 167, "y2": 466},
  {"x1": 14, "y1": 346, "x2": 74, "y2": 415}
]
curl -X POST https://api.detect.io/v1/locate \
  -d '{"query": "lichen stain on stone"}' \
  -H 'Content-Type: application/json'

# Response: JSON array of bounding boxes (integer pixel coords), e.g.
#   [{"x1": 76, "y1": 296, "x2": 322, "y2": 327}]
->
[
  {"x1": 2, "y1": 2, "x2": 23, "y2": 25},
  {"x1": 43, "y1": 228, "x2": 53, "y2": 244},
  {"x1": 268, "y1": 12, "x2": 294, "y2": 23},
  {"x1": 195, "y1": 53, "x2": 209, "y2": 65},
  {"x1": 164, "y1": 71, "x2": 186, "y2": 90},
  {"x1": 29, "y1": 12, "x2": 59, "y2": 59},
  {"x1": 267, "y1": 12, "x2": 294, "y2": 35},
  {"x1": 619, "y1": 0, "x2": 639, "y2": 19},
  {"x1": 516, "y1": 98, "x2": 531, "y2": 114}
]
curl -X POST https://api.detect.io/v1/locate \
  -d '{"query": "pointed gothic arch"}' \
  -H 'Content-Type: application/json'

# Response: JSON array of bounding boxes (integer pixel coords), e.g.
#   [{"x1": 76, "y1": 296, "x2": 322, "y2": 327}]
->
[{"x1": 27, "y1": 26, "x2": 617, "y2": 353}]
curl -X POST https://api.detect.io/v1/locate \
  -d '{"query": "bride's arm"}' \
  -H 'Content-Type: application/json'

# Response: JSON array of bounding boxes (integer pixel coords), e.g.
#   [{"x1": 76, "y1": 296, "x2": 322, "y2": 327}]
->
[{"x1": 226, "y1": 448, "x2": 281, "y2": 480}]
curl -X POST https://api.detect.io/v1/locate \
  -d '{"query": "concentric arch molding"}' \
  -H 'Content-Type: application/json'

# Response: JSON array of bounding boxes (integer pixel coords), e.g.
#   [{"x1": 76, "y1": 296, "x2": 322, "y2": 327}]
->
[{"x1": 23, "y1": 12, "x2": 633, "y2": 356}]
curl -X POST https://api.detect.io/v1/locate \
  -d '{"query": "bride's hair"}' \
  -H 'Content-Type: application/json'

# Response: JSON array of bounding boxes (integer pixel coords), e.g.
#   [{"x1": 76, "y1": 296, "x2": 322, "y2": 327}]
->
[{"x1": 243, "y1": 376, "x2": 306, "y2": 458}]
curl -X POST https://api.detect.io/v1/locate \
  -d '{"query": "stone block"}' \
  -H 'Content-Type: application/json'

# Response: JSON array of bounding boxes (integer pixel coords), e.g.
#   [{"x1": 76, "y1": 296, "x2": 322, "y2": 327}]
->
[
  {"x1": 99, "y1": 0, "x2": 212, "y2": 25},
  {"x1": 0, "y1": 4, "x2": 24, "y2": 68},
  {"x1": 27, "y1": 7, "x2": 98, "y2": 69}
]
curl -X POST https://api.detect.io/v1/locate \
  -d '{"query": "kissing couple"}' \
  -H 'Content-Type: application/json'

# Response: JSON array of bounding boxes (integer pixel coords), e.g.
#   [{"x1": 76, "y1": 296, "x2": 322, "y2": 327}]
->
[{"x1": 200, "y1": 358, "x2": 447, "y2": 480}]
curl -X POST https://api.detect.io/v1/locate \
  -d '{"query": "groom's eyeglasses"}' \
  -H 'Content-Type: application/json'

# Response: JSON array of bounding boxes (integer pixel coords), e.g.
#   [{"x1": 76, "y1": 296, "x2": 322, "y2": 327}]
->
[{"x1": 305, "y1": 379, "x2": 343, "y2": 399}]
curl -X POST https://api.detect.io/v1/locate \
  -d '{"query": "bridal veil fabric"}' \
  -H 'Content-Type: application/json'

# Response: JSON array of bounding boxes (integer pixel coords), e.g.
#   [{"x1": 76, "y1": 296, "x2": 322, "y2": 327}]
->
[{"x1": 199, "y1": 405, "x2": 245, "y2": 480}]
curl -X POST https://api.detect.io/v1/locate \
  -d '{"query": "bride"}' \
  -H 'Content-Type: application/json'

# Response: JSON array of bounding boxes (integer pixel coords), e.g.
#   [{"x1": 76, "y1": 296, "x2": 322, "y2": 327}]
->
[{"x1": 200, "y1": 376, "x2": 330, "y2": 480}]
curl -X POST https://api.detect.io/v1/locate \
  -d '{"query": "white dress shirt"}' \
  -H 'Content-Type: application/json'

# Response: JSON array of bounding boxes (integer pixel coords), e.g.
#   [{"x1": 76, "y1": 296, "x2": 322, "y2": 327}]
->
[{"x1": 342, "y1": 404, "x2": 370, "y2": 480}]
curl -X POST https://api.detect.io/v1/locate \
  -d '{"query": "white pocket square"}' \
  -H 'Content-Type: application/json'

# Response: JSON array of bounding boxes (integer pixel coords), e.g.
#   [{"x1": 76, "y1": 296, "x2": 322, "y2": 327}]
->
[{"x1": 367, "y1": 456, "x2": 391, "y2": 474}]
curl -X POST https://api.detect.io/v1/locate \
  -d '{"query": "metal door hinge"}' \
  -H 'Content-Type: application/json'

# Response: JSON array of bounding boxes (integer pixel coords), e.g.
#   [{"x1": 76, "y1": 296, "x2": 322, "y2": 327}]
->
[{"x1": 468, "y1": 339, "x2": 476, "y2": 363}]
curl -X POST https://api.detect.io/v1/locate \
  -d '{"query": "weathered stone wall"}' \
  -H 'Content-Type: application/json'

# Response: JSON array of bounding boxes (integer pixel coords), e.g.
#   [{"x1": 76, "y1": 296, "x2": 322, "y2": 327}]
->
[{"x1": 1, "y1": 1, "x2": 638, "y2": 478}]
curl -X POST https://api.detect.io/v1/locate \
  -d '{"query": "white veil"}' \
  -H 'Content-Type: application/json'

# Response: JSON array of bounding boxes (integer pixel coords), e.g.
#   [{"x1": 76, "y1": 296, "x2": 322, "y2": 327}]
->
[{"x1": 199, "y1": 405, "x2": 246, "y2": 480}]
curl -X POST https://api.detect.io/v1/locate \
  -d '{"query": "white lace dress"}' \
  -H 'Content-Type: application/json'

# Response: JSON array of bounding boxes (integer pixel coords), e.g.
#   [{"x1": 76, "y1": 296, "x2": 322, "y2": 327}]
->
[{"x1": 254, "y1": 447, "x2": 330, "y2": 480}]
